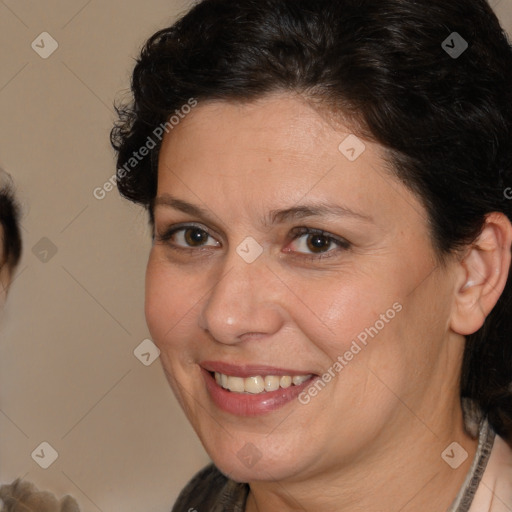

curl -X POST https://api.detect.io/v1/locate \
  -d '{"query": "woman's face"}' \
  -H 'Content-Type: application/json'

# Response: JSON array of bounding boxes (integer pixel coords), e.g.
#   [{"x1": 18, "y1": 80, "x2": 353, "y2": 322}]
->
[{"x1": 146, "y1": 93, "x2": 463, "y2": 483}]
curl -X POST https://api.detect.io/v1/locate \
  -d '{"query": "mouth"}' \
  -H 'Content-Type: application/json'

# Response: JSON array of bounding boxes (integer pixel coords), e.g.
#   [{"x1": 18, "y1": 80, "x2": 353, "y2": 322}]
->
[{"x1": 200, "y1": 362, "x2": 319, "y2": 416}]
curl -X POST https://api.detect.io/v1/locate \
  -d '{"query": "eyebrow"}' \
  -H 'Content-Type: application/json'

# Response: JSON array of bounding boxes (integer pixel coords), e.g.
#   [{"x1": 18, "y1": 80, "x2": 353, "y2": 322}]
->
[
  {"x1": 153, "y1": 194, "x2": 373, "y2": 226},
  {"x1": 266, "y1": 204, "x2": 373, "y2": 225},
  {"x1": 153, "y1": 195, "x2": 209, "y2": 218}
]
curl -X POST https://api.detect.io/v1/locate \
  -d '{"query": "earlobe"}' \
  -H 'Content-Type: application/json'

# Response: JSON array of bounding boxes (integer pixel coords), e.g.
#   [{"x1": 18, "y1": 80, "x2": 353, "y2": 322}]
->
[{"x1": 451, "y1": 212, "x2": 512, "y2": 336}]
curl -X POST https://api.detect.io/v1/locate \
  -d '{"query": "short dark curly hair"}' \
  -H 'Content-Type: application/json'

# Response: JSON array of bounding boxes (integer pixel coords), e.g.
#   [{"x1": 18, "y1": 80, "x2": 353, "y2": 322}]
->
[
  {"x1": 111, "y1": 0, "x2": 512, "y2": 442},
  {"x1": 0, "y1": 177, "x2": 22, "y2": 275}
]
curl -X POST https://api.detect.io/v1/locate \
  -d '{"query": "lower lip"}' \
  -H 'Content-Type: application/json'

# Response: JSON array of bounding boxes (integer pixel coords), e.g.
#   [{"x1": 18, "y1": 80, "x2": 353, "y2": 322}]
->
[{"x1": 201, "y1": 368, "x2": 318, "y2": 416}]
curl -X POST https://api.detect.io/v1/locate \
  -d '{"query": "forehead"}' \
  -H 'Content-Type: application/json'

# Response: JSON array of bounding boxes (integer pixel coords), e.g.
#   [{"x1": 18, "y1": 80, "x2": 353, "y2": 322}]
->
[
  {"x1": 159, "y1": 94, "x2": 336, "y2": 171},
  {"x1": 155, "y1": 93, "x2": 426, "y2": 232}
]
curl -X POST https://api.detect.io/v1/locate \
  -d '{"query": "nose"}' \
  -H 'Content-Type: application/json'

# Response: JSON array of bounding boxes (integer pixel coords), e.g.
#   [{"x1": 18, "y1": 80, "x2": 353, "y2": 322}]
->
[{"x1": 198, "y1": 252, "x2": 284, "y2": 345}]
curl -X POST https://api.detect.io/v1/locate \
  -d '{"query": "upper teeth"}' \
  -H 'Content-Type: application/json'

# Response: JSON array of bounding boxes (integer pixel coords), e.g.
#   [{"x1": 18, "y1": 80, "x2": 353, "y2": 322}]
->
[{"x1": 214, "y1": 372, "x2": 312, "y2": 394}]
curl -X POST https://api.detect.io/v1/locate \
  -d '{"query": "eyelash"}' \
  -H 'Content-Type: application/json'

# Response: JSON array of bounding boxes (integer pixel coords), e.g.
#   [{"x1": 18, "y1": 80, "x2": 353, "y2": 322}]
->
[{"x1": 155, "y1": 223, "x2": 351, "y2": 261}]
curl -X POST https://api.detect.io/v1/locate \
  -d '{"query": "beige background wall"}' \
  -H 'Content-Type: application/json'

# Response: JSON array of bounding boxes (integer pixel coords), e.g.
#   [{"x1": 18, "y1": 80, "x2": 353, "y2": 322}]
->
[{"x1": 0, "y1": 1, "x2": 511, "y2": 511}]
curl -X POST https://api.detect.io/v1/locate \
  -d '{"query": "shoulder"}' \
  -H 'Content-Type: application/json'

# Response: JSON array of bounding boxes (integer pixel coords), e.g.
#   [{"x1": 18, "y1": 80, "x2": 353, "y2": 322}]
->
[
  {"x1": 172, "y1": 463, "x2": 249, "y2": 512},
  {"x1": 470, "y1": 434, "x2": 512, "y2": 512}
]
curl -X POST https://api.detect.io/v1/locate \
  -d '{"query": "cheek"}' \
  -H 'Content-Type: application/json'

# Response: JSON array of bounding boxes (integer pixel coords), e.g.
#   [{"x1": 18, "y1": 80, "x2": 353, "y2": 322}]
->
[
  {"x1": 288, "y1": 265, "x2": 432, "y2": 406},
  {"x1": 144, "y1": 251, "x2": 199, "y2": 354},
  {"x1": 144, "y1": 254, "x2": 203, "y2": 410},
  {"x1": 286, "y1": 270, "x2": 400, "y2": 361}
]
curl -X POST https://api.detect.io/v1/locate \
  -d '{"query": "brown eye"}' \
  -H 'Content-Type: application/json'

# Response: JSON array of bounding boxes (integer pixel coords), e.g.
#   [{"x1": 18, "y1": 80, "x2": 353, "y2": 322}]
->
[
  {"x1": 291, "y1": 232, "x2": 338, "y2": 254},
  {"x1": 306, "y1": 234, "x2": 332, "y2": 253},
  {"x1": 156, "y1": 225, "x2": 220, "y2": 249},
  {"x1": 184, "y1": 228, "x2": 210, "y2": 247},
  {"x1": 287, "y1": 227, "x2": 350, "y2": 259}
]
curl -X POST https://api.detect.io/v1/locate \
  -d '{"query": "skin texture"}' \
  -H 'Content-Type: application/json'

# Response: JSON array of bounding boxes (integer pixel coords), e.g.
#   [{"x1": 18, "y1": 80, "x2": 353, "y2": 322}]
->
[{"x1": 145, "y1": 93, "x2": 511, "y2": 512}]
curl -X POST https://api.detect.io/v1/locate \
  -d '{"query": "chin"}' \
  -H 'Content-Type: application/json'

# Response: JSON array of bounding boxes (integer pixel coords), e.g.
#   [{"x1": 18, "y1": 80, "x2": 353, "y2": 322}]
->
[
  {"x1": 200, "y1": 429, "x2": 308, "y2": 484},
  {"x1": 212, "y1": 454, "x2": 294, "y2": 483}
]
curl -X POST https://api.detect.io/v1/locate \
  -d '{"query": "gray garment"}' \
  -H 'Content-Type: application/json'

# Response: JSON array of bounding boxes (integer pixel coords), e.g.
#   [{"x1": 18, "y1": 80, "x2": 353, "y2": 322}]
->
[
  {"x1": 172, "y1": 463, "x2": 248, "y2": 512},
  {"x1": 448, "y1": 401, "x2": 495, "y2": 511},
  {"x1": 172, "y1": 401, "x2": 496, "y2": 512}
]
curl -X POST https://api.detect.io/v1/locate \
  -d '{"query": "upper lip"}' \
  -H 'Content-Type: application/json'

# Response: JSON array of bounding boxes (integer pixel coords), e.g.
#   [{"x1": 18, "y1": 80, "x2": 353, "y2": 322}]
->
[{"x1": 201, "y1": 361, "x2": 316, "y2": 378}]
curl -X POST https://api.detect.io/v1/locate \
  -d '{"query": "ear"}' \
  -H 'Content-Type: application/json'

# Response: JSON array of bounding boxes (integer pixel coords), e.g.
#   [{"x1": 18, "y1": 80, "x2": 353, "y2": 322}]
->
[{"x1": 451, "y1": 212, "x2": 512, "y2": 336}]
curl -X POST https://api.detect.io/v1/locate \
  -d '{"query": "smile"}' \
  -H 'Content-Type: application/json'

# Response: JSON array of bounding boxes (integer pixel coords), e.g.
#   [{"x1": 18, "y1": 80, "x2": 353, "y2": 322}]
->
[
  {"x1": 201, "y1": 364, "x2": 319, "y2": 416},
  {"x1": 214, "y1": 372, "x2": 312, "y2": 394}
]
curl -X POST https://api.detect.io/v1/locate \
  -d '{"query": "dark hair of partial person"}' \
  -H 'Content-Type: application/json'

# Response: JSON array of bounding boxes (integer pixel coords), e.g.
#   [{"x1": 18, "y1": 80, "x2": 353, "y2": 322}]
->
[
  {"x1": 0, "y1": 186, "x2": 22, "y2": 273},
  {"x1": 111, "y1": 0, "x2": 512, "y2": 442}
]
